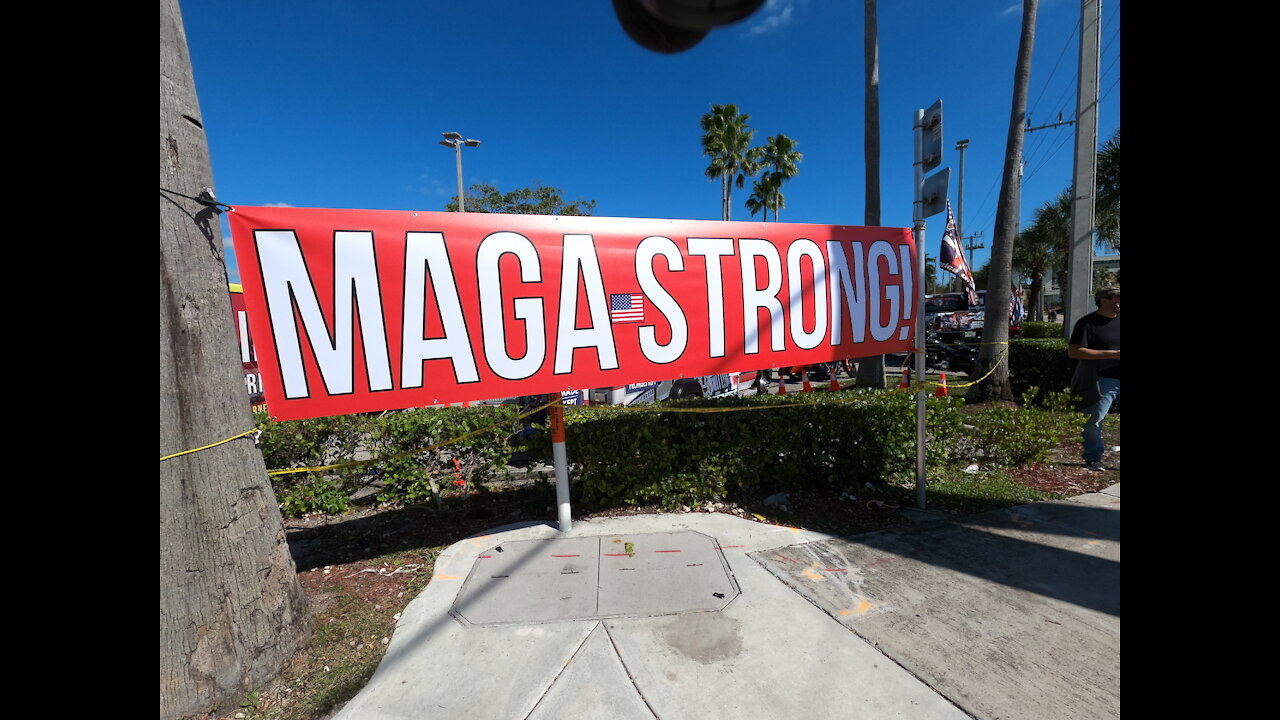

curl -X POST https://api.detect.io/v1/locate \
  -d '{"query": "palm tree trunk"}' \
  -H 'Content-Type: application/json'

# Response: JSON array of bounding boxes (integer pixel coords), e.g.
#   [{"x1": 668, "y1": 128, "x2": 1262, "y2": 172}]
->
[
  {"x1": 726, "y1": 176, "x2": 734, "y2": 221},
  {"x1": 967, "y1": 0, "x2": 1037, "y2": 403},
  {"x1": 855, "y1": 0, "x2": 886, "y2": 388},
  {"x1": 1029, "y1": 274, "x2": 1044, "y2": 321},
  {"x1": 160, "y1": 0, "x2": 311, "y2": 715},
  {"x1": 721, "y1": 175, "x2": 729, "y2": 221}
]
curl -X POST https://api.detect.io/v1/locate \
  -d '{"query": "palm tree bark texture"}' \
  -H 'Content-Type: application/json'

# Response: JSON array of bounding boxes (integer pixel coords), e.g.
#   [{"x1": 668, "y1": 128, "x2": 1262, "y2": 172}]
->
[
  {"x1": 160, "y1": 0, "x2": 311, "y2": 716},
  {"x1": 967, "y1": 0, "x2": 1038, "y2": 404}
]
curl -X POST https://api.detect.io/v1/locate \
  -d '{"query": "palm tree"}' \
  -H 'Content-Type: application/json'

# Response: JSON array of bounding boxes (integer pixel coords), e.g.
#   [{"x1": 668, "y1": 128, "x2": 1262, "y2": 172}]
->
[
  {"x1": 1095, "y1": 128, "x2": 1120, "y2": 251},
  {"x1": 701, "y1": 104, "x2": 760, "y2": 221},
  {"x1": 746, "y1": 176, "x2": 773, "y2": 222},
  {"x1": 967, "y1": 0, "x2": 1037, "y2": 404},
  {"x1": 854, "y1": 0, "x2": 886, "y2": 388},
  {"x1": 1013, "y1": 195, "x2": 1067, "y2": 321},
  {"x1": 756, "y1": 134, "x2": 802, "y2": 221}
]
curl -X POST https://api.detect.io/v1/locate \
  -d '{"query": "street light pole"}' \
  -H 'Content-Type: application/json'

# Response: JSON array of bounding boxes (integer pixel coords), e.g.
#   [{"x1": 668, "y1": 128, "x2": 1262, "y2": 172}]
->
[
  {"x1": 439, "y1": 132, "x2": 481, "y2": 212},
  {"x1": 954, "y1": 138, "x2": 969, "y2": 293}
]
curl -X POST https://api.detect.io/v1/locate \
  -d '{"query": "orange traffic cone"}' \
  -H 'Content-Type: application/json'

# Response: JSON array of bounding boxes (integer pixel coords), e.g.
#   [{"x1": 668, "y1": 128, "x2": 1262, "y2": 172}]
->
[
  {"x1": 777, "y1": 376, "x2": 788, "y2": 395},
  {"x1": 934, "y1": 373, "x2": 949, "y2": 397},
  {"x1": 462, "y1": 400, "x2": 471, "y2": 408},
  {"x1": 828, "y1": 371, "x2": 841, "y2": 392},
  {"x1": 898, "y1": 367, "x2": 910, "y2": 389},
  {"x1": 801, "y1": 371, "x2": 813, "y2": 392}
]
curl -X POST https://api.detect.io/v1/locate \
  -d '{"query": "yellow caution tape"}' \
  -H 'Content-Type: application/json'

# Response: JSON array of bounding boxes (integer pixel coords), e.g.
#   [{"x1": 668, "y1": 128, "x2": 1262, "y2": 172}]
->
[
  {"x1": 166, "y1": 348, "x2": 1013, "y2": 468},
  {"x1": 159, "y1": 428, "x2": 259, "y2": 462}
]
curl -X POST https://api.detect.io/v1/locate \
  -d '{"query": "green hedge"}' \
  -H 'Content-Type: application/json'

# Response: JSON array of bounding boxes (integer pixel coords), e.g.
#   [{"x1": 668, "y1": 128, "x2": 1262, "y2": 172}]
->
[
  {"x1": 562, "y1": 390, "x2": 965, "y2": 509},
  {"x1": 1019, "y1": 321, "x2": 1064, "y2": 339},
  {"x1": 254, "y1": 410, "x2": 368, "y2": 516},
  {"x1": 255, "y1": 390, "x2": 1086, "y2": 516},
  {"x1": 1009, "y1": 338, "x2": 1076, "y2": 396},
  {"x1": 364, "y1": 405, "x2": 522, "y2": 507},
  {"x1": 255, "y1": 406, "x2": 522, "y2": 516}
]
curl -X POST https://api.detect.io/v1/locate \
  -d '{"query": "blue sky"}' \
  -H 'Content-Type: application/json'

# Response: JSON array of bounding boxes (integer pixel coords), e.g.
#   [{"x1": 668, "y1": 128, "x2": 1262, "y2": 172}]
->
[{"x1": 180, "y1": 0, "x2": 1120, "y2": 285}]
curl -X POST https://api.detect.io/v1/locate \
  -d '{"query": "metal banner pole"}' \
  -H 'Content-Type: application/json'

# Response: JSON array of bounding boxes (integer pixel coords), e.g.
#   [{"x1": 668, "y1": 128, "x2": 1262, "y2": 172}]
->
[
  {"x1": 913, "y1": 108, "x2": 928, "y2": 511},
  {"x1": 548, "y1": 394, "x2": 572, "y2": 531}
]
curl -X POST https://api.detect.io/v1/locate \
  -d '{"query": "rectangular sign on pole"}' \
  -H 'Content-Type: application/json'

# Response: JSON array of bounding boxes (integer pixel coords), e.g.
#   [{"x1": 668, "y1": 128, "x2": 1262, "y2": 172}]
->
[{"x1": 229, "y1": 207, "x2": 917, "y2": 421}]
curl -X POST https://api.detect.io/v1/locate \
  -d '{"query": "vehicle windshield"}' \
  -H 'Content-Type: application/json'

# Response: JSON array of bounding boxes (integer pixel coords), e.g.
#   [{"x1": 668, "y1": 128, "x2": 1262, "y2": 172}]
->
[{"x1": 925, "y1": 294, "x2": 967, "y2": 314}]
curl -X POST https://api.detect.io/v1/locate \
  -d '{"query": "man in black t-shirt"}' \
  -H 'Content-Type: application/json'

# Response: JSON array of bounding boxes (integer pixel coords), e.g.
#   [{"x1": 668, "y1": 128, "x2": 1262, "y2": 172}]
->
[{"x1": 1068, "y1": 287, "x2": 1121, "y2": 471}]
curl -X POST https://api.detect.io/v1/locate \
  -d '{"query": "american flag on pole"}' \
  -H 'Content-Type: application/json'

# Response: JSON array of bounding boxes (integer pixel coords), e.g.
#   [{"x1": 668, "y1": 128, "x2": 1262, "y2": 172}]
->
[
  {"x1": 1010, "y1": 288, "x2": 1025, "y2": 324},
  {"x1": 609, "y1": 293, "x2": 644, "y2": 323},
  {"x1": 939, "y1": 200, "x2": 979, "y2": 307}
]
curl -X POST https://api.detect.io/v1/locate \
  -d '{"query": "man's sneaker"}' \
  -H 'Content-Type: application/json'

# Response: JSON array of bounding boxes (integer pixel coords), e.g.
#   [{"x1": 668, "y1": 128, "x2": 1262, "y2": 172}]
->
[{"x1": 1084, "y1": 461, "x2": 1106, "y2": 472}]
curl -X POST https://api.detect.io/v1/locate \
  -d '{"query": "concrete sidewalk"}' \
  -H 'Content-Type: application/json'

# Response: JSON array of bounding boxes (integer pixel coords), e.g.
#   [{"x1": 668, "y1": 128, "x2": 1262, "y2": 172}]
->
[{"x1": 335, "y1": 484, "x2": 1119, "y2": 719}]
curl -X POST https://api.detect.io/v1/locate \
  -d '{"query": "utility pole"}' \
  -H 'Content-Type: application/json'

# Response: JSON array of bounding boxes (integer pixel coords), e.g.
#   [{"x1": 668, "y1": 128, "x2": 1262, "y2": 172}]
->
[
  {"x1": 955, "y1": 139, "x2": 969, "y2": 243},
  {"x1": 951, "y1": 139, "x2": 984, "y2": 295},
  {"x1": 1066, "y1": 0, "x2": 1102, "y2": 336},
  {"x1": 1024, "y1": 113, "x2": 1074, "y2": 318},
  {"x1": 962, "y1": 230, "x2": 984, "y2": 292},
  {"x1": 953, "y1": 139, "x2": 969, "y2": 293},
  {"x1": 964, "y1": 231, "x2": 985, "y2": 258}
]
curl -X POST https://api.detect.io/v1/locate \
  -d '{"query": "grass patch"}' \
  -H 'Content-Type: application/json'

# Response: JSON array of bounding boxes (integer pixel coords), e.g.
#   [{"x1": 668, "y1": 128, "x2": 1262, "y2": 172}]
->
[
  {"x1": 918, "y1": 468, "x2": 1063, "y2": 514},
  {"x1": 237, "y1": 545, "x2": 447, "y2": 720}
]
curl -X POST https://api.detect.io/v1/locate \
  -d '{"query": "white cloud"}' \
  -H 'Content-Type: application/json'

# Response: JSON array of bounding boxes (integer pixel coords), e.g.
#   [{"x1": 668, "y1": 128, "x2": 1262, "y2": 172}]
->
[
  {"x1": 742, "y1": 0, "x2": 800, "y2": 38},
  {"x1": 1000, "y1": 3, "x2": 1021, "y2": 17},
  {"x1": 263, "y1": 201, "x2": 294, "y2": 207}
]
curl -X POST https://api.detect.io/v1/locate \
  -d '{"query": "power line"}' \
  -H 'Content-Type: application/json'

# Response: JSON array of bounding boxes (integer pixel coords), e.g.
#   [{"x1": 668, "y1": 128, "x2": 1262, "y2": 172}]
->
[
  {"x1": 1023, "y1": 129, "x2": 1074, "y2": 185},
  {"x1": 1027, "y1": 17, "x2": 1080, "y2": 120},
  {"x1": 1100, "y1": 74, "x2": 1120, "y2": 102}
]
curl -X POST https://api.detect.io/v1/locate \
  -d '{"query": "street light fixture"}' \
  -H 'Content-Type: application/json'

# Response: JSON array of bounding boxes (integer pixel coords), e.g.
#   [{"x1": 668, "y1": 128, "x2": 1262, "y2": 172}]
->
[{"x1": 439, "y1": 132, "x2": 481, "y2": 212}]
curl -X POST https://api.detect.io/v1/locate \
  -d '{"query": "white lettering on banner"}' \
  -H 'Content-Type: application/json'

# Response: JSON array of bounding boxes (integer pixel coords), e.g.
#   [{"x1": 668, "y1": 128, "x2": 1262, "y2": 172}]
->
[
  {"x1": 787, "y1": 239, "x2": 827, "y2": 350},
  {"x1": 401, "y1": 232, "x2": 480, "y2": 387},
  {"x1": 635, "y1": 236, "x2": 688, "y2": 364},
  {"x1": 687, "y1": 238, "x2": 734, "y2": 358},
  {"x1": 334, "y1": 232, "x2": 394, "y2": 392},
  {"x1": 898, "y1": 245, "x2": 914, "y2": 340},
  {"x1": 868, "y1": 240, "x2": 901, "y2": 342},
  {"x1": 242, "y1": 216, "x2": 915, "y2": 419},
  {"x1": 828, "y1": 241, "x2": 867, "y2": 345},
  {"x1": 256, "y1": 230, "x2": 393, "y2": 399},
  {"x1": 477, "y1": 232, "x2": 546, "y2": 380},
  {"x1": 739, "y1": 239, "x2": 785, "y2": 354},
  {"x1": 554, "y1": 234, "x2": 619, "y2": 374},
  {"x1": 237, "y1": 310, "x2": 255, "y2": 362}
]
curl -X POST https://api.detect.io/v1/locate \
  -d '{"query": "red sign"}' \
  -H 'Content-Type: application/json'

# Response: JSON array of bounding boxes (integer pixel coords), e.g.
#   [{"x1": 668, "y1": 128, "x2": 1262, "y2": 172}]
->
[
  {"x1": 228, "y1": 284, "x2": 265, "y2": 406},
  {"x1": 230, "y1": 207, "x2": 917, "y2": 420}
]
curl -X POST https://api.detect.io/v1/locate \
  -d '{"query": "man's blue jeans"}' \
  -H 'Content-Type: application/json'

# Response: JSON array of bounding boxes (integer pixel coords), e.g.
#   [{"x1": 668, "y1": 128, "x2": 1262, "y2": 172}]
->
[{"x1": 1082, "y1": 377, "x2": 1121, "y2": 463}]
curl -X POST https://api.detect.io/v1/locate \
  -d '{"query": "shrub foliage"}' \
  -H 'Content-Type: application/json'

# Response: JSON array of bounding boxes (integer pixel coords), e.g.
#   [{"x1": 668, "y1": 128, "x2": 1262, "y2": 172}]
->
[{"x1": 253, "y1": 387, "x2": 1087, "y2": 517}]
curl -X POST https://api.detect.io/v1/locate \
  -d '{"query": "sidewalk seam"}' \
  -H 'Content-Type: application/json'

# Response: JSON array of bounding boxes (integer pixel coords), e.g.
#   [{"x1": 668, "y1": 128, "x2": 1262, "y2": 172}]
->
[
  {"x1": 602, "y1": 622, "x2": 661, "y2": 719},
  {"x1": 521, "y1": 620, "x2": 600, "y2": 720},
  {"x1": 751, "y1": 548, "x2": 981, "y2": 720}
]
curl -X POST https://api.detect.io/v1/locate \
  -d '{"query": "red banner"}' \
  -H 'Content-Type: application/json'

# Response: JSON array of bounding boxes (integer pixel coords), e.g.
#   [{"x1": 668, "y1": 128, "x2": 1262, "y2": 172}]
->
[
  {"x1": 228, "y1": 284, "x2": 265, "y2": 406},
  {"x1": 230, "y1": 207, "x2": 916, "y2": 420}
]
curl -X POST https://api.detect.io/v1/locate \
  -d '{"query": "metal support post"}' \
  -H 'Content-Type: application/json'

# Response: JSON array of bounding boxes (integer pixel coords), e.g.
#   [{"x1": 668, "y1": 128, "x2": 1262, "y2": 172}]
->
[
  {"x1": 913, "y1": 108, "x2": 928, "y2": 511},
  {"x1": 548, "y1": 394, "x2": 572, "y2": 532}
]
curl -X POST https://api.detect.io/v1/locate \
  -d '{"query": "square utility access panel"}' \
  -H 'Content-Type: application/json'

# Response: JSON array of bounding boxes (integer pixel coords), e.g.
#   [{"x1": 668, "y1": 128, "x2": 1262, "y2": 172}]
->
[{"x1": 450, "y1": 530, "x2": 741, "y2": 626}]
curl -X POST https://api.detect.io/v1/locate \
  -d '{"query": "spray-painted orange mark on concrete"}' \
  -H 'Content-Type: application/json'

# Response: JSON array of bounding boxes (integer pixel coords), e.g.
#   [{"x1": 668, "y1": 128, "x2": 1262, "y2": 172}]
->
[{"x1": 839, "y1": 599, "x2": 873, "y2": 616}]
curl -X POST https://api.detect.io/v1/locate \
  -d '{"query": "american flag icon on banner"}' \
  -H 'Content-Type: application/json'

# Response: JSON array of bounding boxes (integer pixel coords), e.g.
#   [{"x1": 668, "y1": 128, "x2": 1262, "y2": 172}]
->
[{"x1": 610, "y1": 293, "x2": 644, "y2": 323}]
